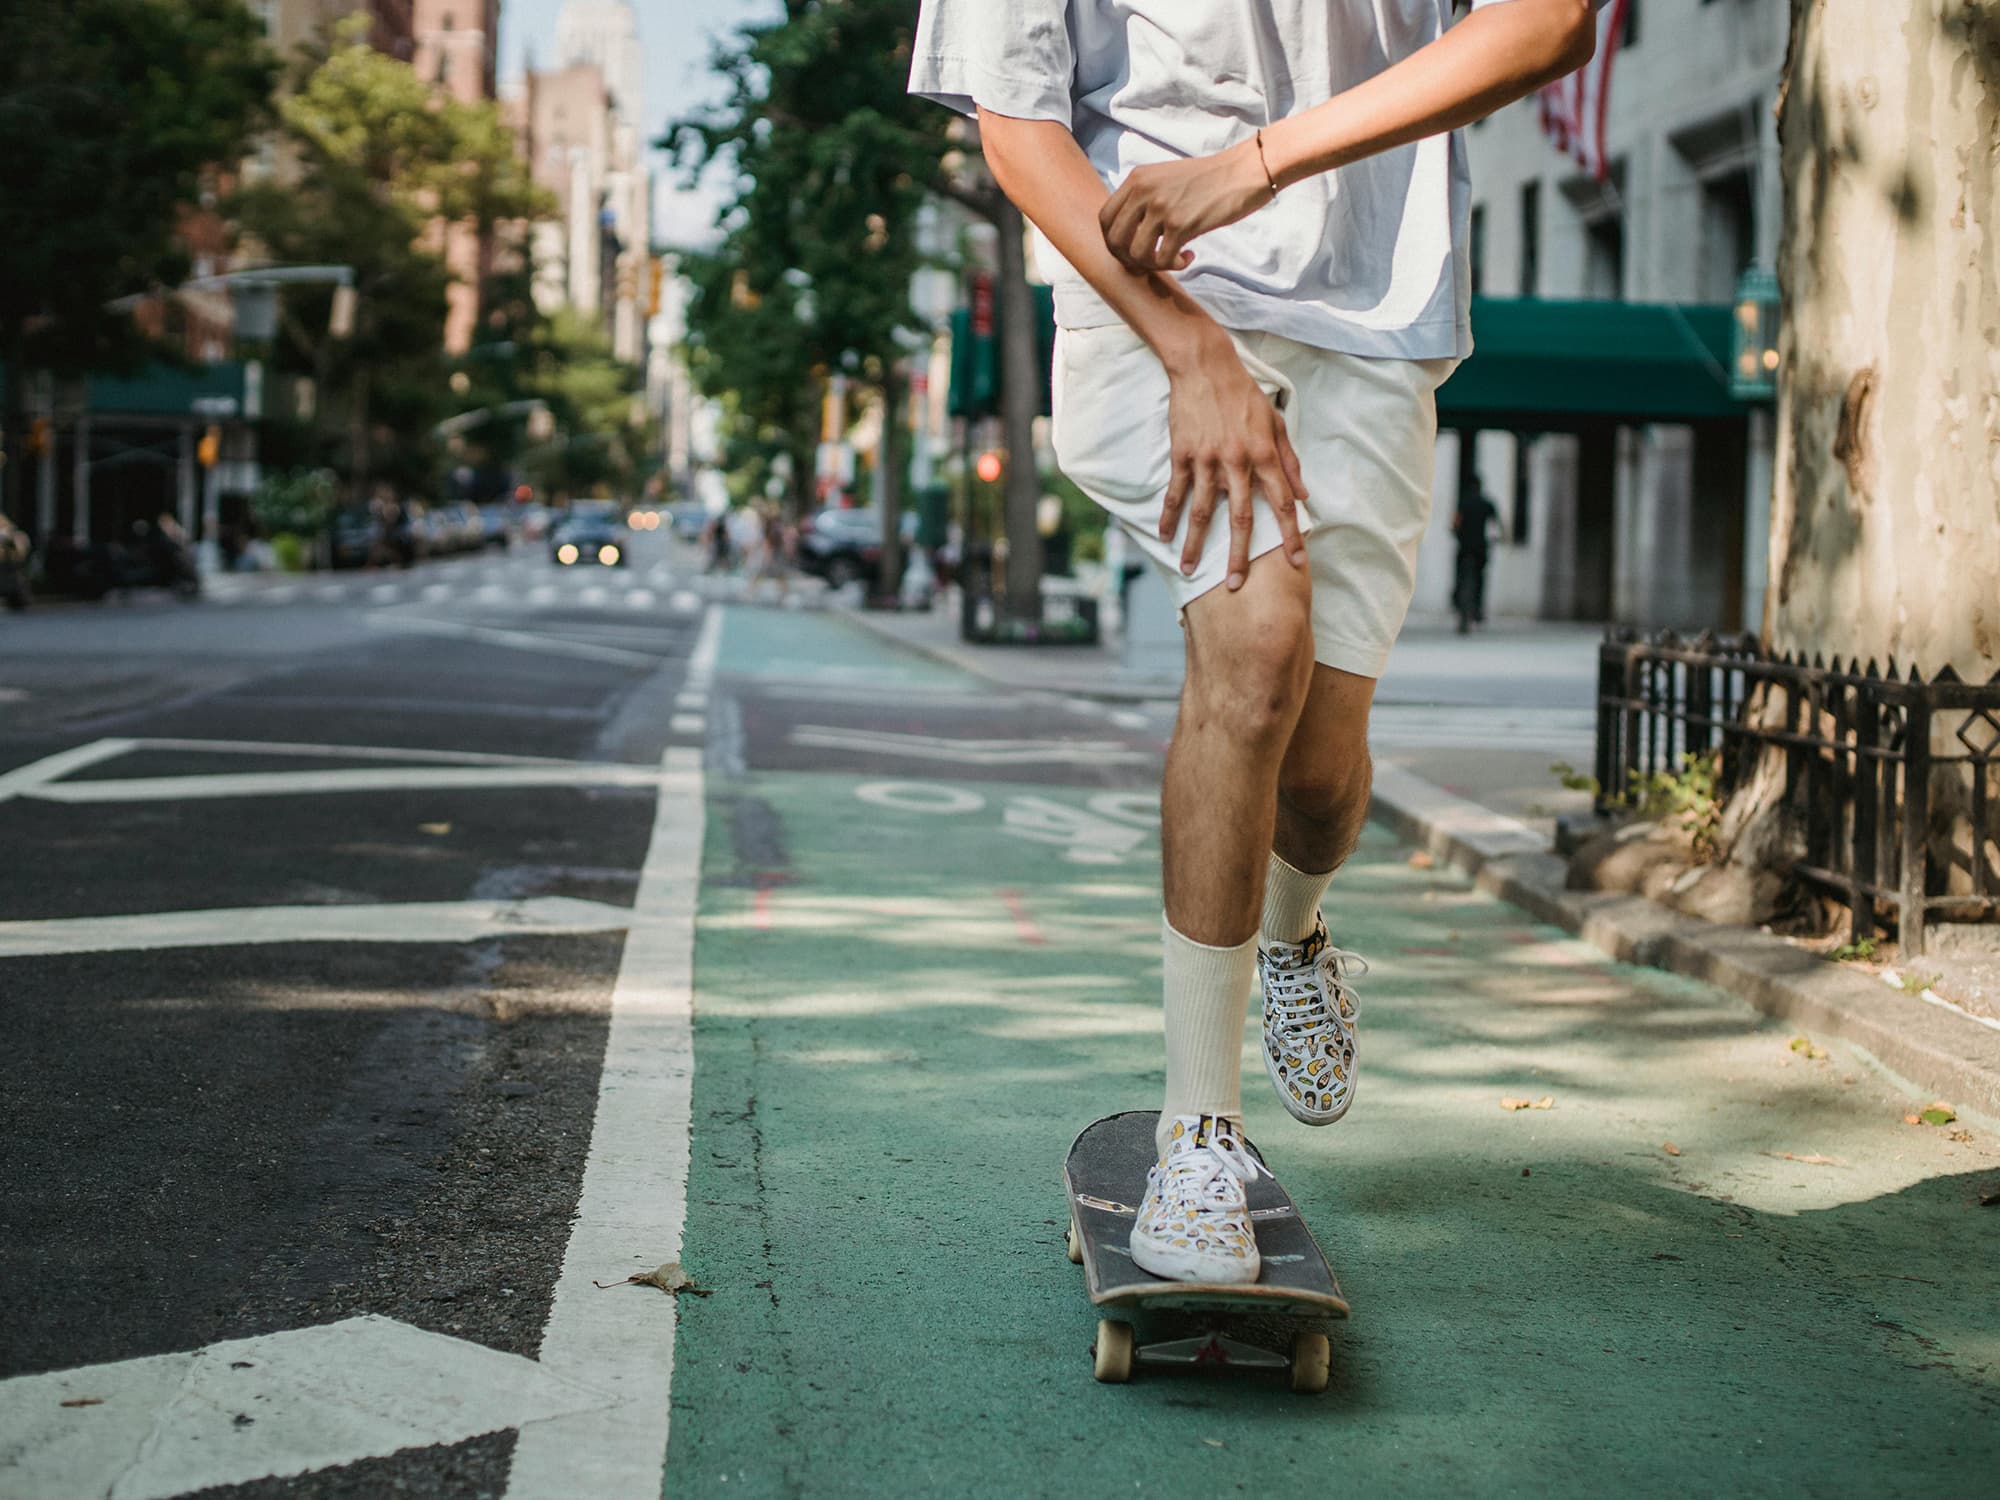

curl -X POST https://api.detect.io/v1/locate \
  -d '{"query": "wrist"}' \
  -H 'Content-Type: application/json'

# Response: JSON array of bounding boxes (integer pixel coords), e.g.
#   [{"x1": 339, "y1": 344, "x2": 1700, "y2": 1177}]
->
[{"x1": 1154, "y1": 317, "x2": 1233, "y2": 378}]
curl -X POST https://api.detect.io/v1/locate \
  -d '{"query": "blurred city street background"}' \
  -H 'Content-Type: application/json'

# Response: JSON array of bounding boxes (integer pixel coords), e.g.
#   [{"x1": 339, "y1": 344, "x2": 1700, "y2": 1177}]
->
[{"x1": 3, "y1": 1, "x2": 1998, "y2": 1498}]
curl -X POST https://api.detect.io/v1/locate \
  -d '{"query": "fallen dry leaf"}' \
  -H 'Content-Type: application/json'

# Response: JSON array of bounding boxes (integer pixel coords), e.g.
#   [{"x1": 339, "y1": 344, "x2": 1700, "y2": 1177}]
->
[
  {"x1": 1947, "y1": 1129, "x2": 1975, "y2": 1144},
  {"x1": 60, "y1": 1398, "x2": 103, "y2": 1408},
  {"x1": 595, "y1": 1261, "x2": 711, "y2": 1297},
  {"x1": 1760, "y1": 1151, "x2": 1849, "y2": 1167},
  {"x1": 418, "y1": 822, "x2": 452, "y2": 836},
  {"x1": 1500, "y1": 1096, "x2": 1555, "y2": 1111},
  {"x1": 1662, "y1": 1142, "x2": 1682, "y2": 1157},
  {"x1": 1203, "y1": 1439, "x2": 1225, "y2": 1449},
  {"x1": 1408, "y1": 851, "x2": 1435, "y2": 870},
  {"x1": 1788, "y1": 1036, "x2": 1828, "y2": 1061}
]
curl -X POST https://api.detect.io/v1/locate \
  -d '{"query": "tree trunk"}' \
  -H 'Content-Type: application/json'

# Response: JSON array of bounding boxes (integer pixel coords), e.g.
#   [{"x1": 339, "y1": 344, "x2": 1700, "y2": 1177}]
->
[
  {"x1": 877, "y1": 364, "x2": 907, "y2": 600},
  {"x1": 1709, "y1": 0, "x2": 2000, "y2": 928},
  {"x1": 1764, "y1": 0, "x2": 1999, "y2": 673},
  {"x1": 993, "y1": 198, "x2": 1044, "y2": 622}
]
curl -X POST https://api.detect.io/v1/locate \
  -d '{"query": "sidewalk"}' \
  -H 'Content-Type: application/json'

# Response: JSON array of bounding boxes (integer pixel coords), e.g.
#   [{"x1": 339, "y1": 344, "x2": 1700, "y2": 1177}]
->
[{"x1": 839, "y1": 596, "x2": 2000, "y2": 1125}]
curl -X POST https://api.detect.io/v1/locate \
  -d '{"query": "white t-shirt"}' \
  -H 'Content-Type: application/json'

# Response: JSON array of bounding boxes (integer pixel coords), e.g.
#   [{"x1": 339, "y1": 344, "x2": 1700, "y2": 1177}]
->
[{"x1": 910, "y1": 0, "x2": 1537, "y2": 360}]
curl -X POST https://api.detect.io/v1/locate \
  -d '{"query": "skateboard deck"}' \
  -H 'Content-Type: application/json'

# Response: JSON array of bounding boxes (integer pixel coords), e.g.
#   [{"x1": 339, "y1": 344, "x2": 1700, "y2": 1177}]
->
[{"x1": 1062, "y1": 1111, "x2": 1348, "y2": 1389}]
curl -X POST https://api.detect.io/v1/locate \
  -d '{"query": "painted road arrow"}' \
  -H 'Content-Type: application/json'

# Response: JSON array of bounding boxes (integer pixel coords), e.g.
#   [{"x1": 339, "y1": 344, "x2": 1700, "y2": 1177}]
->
[{"x1": 0, "y1": 1316, "x2": 609, "y2": 1500}]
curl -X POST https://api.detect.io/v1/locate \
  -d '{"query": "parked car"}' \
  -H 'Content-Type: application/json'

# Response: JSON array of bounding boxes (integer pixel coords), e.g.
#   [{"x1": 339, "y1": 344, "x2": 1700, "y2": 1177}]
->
[
  {"x1": 550, "y1": 500, "x2": 630, "y2": 567},
  {"x1": 796, "y1": 506, "x2": 920, "y2": 590},
  {"x1": 477, "y1": 503, "x2": 513, "y2": 550},
  {"x1": 666, "y1": 500, "x2": 711, "y2": 542},
  {"x1": 329, "y1": 506, "x2": 377, "y2": 569}
]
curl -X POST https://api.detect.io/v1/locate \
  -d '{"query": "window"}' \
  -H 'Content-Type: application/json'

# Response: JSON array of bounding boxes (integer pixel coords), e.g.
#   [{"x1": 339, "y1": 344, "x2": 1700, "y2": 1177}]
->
[
  {"x1": 1584, "y1": 214, "x2": 1624, "y2": 300},
  {"x1": 1518, "y1": 181, "x2": 1540, "y2": 297},
  {"x1": 1698, "y1": 169, "x2": 1756, "y2": 301},
  {"x1": 1469, "y1": 204, "x2": 1486, "y2": 296}
]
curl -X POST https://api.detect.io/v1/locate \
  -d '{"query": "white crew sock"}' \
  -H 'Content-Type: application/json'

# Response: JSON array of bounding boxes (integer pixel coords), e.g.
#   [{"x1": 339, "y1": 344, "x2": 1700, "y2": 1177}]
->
[
  {"x1": 1157, "y1": 914, "x2": 1258, "y2": 1157},
  {"x1": 1262, "y1": 850, "x2": 1334, "y2": 946}
]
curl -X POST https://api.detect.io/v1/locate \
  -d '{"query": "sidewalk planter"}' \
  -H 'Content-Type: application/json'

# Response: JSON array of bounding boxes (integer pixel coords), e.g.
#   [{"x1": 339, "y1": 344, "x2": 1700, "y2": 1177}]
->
[
  {"x1": 1595, "y1": 629, "x2": 2000, "y2": 956},
  {"x1": 959, "y1": 585, "x2": 1100, "y2": 646}
]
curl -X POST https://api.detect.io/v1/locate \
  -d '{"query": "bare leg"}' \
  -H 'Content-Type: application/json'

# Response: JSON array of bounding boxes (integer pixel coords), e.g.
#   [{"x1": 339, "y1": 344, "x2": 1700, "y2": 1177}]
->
[
  {"x1": 1161, "y1": 549, "x2": 1316, "y2": 945},
  {"x1": 1271, "y1": 664, "x2": 1378, "y2": 879}
]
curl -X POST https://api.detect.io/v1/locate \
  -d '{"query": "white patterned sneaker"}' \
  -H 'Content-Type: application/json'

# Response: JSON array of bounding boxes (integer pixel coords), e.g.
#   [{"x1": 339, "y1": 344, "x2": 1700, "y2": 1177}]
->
[
  {"x1": 1259, "y1": 917, "x2": 1366, "y2": 1125},
  {"x1": 1129, "y1": 1114, "x2": 1269, "y2": 1285}
]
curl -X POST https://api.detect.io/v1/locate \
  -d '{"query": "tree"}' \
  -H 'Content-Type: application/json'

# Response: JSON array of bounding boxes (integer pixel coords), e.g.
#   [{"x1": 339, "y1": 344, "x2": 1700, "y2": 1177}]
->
[
  {"x1": 0, "y1": 0, "x2": 277, "y2": 529},
  {"x1": 1702, "y1": 1, "x2": 1999, "y2": 927},
  {"x1": 234, "y1": 22, "x2": 549, "y2": 501},
  {"x1": 670, "y1": 0, "x2": 1045, "y2": 608}
]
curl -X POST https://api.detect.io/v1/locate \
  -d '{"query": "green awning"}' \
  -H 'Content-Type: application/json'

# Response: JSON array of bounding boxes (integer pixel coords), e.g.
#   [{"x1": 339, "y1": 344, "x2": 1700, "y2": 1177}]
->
[
  {"x1": 1439, "y1": 297, "x2": 1745, "y2": 428},
  {"x1": 0, "y1": 359, "x2": 248, "y2": 419}
]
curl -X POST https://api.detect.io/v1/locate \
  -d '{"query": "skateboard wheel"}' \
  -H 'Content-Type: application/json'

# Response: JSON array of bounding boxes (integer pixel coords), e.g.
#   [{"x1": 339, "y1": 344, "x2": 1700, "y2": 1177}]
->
[
  {"x1": 1093, "y1": 1319, "x2": 1134, "y2": 1383},
  {"x1": 1066, "y1": 1220, "x2": 1083, "y2": 1265},
  {"x1": 1289, "y1": 1331, "x2": 1330, "y2": 1394}
]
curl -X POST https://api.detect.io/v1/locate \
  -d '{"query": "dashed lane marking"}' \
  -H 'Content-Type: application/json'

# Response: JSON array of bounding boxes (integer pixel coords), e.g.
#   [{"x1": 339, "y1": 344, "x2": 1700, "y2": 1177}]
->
[
  {"x1": 24, "y1": 763, "x2": 666, "y2": 804},
  {"x1": 0, "y1": 895, "x2": 634, "y2": 958}
]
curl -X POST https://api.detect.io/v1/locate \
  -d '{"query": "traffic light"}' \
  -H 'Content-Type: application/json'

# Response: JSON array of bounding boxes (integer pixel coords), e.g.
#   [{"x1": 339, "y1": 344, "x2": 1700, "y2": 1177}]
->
[
  {"x1": 197, "y1": 426, "x2": 221, "y2": 468},
  {"x1": 975, "y1": 451, "x2": 1004, "y2": 484}
]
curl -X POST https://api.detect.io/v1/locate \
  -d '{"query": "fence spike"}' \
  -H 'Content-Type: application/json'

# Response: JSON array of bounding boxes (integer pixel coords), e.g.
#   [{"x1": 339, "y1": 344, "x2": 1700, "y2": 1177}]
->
[
  {"x1": 1865, "y1": 657, "x2": 1880, "y2": 679},
  {"x1": 1812, "y1": 651, "x2": 1826, "y2": 670},
  {"x1": 1934, "y1": 664, "x2": 1963, "y2": 684},
  {"x1": 1908, "y1": 662, "x2": 1924, "y2": 684}
]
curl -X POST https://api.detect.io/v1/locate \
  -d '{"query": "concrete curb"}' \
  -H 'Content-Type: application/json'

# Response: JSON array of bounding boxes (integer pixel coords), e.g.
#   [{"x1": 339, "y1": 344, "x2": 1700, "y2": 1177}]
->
[
  {"x1": 1367, "y1": 763, "x2": 2000, "y2": 1125},
  {"x1": 832, "y1": 604, "x2": 1182, "y2": 702}
]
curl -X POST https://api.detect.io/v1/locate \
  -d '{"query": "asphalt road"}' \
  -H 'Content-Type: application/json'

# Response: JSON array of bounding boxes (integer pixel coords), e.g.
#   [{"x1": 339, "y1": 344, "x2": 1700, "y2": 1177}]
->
[
  {"x1": 3, "y1": 536, "x2": 1996, "y2": 1500},
  {"x1": 1, "y1": 536, "x2": 717, "y2": 1498}
]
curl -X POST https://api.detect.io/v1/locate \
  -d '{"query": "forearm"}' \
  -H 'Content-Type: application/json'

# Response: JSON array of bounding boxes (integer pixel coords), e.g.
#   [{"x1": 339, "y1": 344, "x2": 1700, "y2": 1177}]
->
[
  {"x1": 976, "y1": 109, "x2": 1227, "y2": 374},
  {"x1": 1262, "y1": 0, "x2": 1595, "y2": 187}
]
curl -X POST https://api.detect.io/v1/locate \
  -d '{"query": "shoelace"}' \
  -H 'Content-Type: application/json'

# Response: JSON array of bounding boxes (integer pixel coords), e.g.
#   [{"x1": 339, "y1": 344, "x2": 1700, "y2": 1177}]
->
[
  {"x1": 1152, "y1": 1124, "x2": 1271, "y2": 1217},
  {"x1": 1264, "y1": 944, "x2": 1368, "y2": 1036}
]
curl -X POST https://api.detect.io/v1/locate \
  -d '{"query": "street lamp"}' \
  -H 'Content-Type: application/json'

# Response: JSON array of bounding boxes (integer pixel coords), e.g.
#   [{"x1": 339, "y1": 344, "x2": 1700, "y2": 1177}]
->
[{"x1": 1730, "y1": 265, "x2": 1780, "y2": 401}]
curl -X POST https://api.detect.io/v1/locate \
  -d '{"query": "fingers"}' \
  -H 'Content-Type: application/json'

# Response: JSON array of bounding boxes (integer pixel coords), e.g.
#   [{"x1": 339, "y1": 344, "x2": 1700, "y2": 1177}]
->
[
  {"x1": 1276, "y1": 420, "x2": 1309, "y2": 504},
  {"x1": 1222, "y1": 458, "x2": 1253, "y2": 589},
  {"x1": 1160, "y1": 446, "x2": 1193, "y2": 546},
  {"x1": 1256, "y1": 439, "x2": 1307, "y2": 570},
  {"x1": 1179, "y1": 460, "x2": 1218, "y2": 576},
  {"x1": 1099, "y1": 175, "x2": 1192, "y2": 273}
]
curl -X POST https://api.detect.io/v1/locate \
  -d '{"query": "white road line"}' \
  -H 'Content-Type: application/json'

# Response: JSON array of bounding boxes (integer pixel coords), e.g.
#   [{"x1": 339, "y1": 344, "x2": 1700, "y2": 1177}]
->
[
  {"x1": 505, "y1": 639, "x2": 710, "y2": 1495},
  {"x1": 0, "y1": 738, "x2": 138, "y2": 804},
  {"x1": 0, "y1": 1315, "x2": 607, "y2": 1500},
  {"x1": 26, "y1": 763, "x2": 666, "y2": 804},
  {"x1": 669, "y1": 714, "x2": 705, "y2": 736},
  {"x1": 266, "y1": 585, "x2": 298, "y2": 603},
  {"x1": 626, "y1": 589, "x2": 656, "y2": 610},
  {"x1": 527, "y1": 584, "x2": 557, "y2": 605},
  {"x1": 132, "y1": 736, "x2": 579, "y2": 768},
  {"x1": 367, "y1": 615, "x2": 661, "y2": 666},
  {"x1": 669, "y1": 589, "x2": 700, "y2": 613},
  {"x1": 315, "y1": 583, "x2": 346, "y2": 601},
  {"x1": 674, "y1": 691, "x2": 707, "y2": 710},
  {"x1": 0, "y1": 896, "x2": 635, "y2": 959},
  {"x1": 423, "y1": 583, "x2": 453, "y2": 601},
  {"x1": 579, "y1": 584, "x2": 608, "y2": 606},
  {"x1": 789, "y1": 725, "x2": 1150, "y2": 765},
  {"x1": 370, "y1": 583, "x2": 400, "y2": 603}
]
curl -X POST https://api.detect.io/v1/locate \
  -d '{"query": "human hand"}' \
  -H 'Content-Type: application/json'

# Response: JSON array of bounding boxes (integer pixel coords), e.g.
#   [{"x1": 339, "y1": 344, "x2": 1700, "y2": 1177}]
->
[
  {"x1": 1099, "y1": 138, "x2": 1273, "y2": 274},
  {"x1": 1161, "y1": 331, "x2": 1308, "y2": 590}
]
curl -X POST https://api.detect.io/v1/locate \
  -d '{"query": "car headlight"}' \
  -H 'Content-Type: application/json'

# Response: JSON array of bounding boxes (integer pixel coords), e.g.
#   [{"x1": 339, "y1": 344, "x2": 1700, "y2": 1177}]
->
[
  {"x1": 598, "y1": 543, "x2": 621, "y2": 566},
  {"x1": 557, "y1": 543, "x2": 578, "y2": 564}
]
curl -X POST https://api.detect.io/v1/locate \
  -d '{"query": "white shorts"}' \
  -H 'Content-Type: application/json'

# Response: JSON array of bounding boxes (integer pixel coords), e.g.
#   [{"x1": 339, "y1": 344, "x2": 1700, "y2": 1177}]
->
[{"x1": 1051, "y1": 323, "x2": 1455, "y2": 679}]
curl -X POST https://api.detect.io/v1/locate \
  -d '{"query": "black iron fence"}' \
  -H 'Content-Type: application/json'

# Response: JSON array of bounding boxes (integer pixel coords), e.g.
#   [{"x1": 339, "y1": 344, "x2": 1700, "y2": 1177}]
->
[{"x1": 1595, "y1": 629, "x2": 2000, "y2": 955}]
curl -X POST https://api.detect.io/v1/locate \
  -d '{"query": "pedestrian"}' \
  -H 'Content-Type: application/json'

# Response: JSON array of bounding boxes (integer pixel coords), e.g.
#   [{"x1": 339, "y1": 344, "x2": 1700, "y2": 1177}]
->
[
  {"x1": 910, "y1": 0, "x2": 1597, "y2": 1284},
  {"x1": 1451, "y1": 472, "x2": 1501, "y2": 634}
]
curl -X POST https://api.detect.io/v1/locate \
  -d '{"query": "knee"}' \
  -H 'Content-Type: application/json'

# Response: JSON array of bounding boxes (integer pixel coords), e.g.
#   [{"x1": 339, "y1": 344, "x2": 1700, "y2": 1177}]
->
[
  {"x1": 1279, "y1": 747, "x2": 1371, "y2": 824},
  {"x1": 1186, "y1": 599, "x2": 1314, "y2": 748}
]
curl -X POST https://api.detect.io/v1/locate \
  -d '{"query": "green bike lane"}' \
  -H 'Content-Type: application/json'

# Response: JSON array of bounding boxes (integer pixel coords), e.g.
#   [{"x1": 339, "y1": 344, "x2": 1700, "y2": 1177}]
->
[{"x1": 666, "y1": 607, "x2": 2000, "y2": 1498}]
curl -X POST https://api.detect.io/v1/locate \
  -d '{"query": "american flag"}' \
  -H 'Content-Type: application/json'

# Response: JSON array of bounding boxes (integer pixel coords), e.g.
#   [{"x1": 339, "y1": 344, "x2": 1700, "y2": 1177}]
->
[{"x1": 1536, "y1": 0, "x2": 1630, "y2": 182}]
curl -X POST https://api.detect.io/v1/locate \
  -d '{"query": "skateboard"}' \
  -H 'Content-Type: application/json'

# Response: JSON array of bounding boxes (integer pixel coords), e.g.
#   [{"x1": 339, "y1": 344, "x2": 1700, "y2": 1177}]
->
[{"x1": 1062, "y1": 1110, "x2": 1349, "y2": 1391}]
